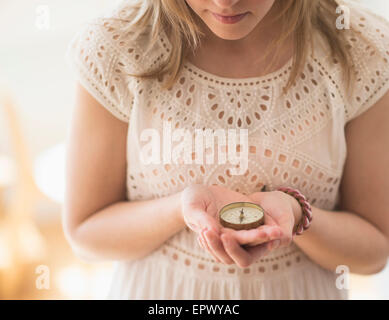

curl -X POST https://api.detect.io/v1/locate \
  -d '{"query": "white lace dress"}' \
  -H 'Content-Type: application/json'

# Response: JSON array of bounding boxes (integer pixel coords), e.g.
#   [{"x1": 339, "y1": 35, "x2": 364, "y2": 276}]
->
[{"x1": 66, "y1": 0, "x2": 389, "y2": 299}]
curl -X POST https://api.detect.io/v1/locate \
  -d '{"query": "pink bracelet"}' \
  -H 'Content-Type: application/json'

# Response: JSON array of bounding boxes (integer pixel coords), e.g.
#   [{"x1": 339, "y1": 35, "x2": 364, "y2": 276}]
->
[{"x1": 276, "y1": 186, "x2": 313, "y2": 236}]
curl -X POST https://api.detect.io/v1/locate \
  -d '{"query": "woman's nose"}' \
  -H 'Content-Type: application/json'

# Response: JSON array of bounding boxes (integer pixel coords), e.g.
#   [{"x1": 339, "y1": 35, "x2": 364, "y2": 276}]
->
[{"x1": 212, "y1": 0, "x2": 241, "y2": 10}]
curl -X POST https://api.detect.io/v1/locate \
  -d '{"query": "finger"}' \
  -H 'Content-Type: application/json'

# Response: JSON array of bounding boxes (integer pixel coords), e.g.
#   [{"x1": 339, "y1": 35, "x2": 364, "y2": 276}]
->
[
  {"x1": 221, "y1": 225, "x2": 282, "y2": 245},
  {"x1": 200, "y1": 230, "x2": 222, "y2": 263},
  {"x1": 196, "y1": 235, "x2": 204, "y2": 250},
  {"x1": 274, "y1": 217, "x2": 295, "y2": 247},
  {"x1": 278, "y1": 232, "x2": 293, "y2": 248},
  {"x1": 245, "y1": 242, "x2": 270, "y2": 261},
  {"x1": 224, "y1": 228, "x2": 270, "y2": 246},
  {"x1": 270, "y1": 239, "x2": 281, "y2": 250},
  {"x1": 221, "y1": 233, "x2": 252, "y2": 268},
  {"x1": 200, "y1": 232, "x2": 220, "y2": 262},
  {"x1": 246, "y1": 239, "x2": 281, "y2": 262},
  {"x1": 267, "y1": 221, "x2": 292, "y2": 248},
  {"x1": 222, "y1": 225, "x2": 282, "y2": 240},
  {"x1": 267, "y1": 226, "x2": 283, "y2": 241},
  {"x1": 279, "y1": 223, "x2": 295, "y2": 247},
  {"x1": 243, "y1": 239, "x2": 282, "y2": 262},
  {"x1": 203, "y1": 229, "x2": 234, "y2": 265}
]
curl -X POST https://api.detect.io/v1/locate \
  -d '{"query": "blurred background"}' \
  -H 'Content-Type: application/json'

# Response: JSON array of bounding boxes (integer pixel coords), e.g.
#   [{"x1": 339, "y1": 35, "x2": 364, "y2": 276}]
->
[{"x1": 0, "y1": 0, "x2": 388, "y2": 299}]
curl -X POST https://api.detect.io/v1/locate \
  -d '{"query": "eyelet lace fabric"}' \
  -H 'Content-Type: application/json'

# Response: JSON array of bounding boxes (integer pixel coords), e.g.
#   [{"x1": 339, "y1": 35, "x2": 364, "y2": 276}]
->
[{"x1": 66, "y1": 0, "x2": 389, "y2": 299}]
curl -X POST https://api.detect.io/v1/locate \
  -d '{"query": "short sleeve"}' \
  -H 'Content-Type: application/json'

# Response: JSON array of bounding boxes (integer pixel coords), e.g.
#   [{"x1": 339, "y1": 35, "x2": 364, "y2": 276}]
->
[
  {"x1": 65, "y1": 17, "x2": 135, "y2": 122},
  {"x1": 341, "y1": 1, "x2": 389, "y2": 124}
]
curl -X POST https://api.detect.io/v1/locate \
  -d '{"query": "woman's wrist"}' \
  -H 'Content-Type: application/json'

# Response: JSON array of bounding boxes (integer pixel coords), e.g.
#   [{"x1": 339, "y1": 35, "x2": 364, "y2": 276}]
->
[
  {"x1": 277, "y1": 186, "x2": 313, "y2": 236},
  {"x1": 174, "y1": 191, "x2": 186, "y2": 228}
]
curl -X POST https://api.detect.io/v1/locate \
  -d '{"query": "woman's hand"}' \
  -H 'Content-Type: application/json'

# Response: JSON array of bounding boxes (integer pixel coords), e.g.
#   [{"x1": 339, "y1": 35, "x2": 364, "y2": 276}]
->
[
  {"x1": 221, "y1": 190, "x2": 301, "y2": 258},
  {"x1": 181, "y1": 184, "x2": 247, "y2": 264},
  {"x1": 180, "y1": 184, "x2": 284, "y2": 265},
  {"x1": 200, "y1": 190, "x2": 302, "y2": 268}
]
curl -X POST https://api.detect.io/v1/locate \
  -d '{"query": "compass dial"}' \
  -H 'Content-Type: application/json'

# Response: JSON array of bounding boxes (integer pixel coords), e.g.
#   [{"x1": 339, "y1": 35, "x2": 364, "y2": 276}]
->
[{"x1": 219, "y1": 202, "x2": 265, "y2": 230}]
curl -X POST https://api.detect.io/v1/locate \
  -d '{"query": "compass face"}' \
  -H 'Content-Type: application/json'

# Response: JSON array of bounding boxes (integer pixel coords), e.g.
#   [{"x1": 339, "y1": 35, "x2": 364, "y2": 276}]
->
[{"x1": 220, "y1": 206, "x2": 263, "y2": 224}]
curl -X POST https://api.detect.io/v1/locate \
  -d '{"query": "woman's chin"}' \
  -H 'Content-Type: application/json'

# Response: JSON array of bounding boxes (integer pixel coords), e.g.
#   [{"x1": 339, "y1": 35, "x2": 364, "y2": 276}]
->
[{"x1": 208, "y1": 29, "x2": 252, "y2": 41}]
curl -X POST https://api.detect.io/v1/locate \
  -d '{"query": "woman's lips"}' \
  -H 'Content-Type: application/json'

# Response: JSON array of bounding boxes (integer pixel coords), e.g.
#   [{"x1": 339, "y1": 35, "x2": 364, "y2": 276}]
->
[{"x1": 211, "y1": 12, "x2": 248, "y2": 24}]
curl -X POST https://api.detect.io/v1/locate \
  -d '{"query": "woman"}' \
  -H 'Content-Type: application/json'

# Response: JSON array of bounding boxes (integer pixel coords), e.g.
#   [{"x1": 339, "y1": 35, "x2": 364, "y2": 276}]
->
[{"x1": 64, "y1": 0, "x2": 389, "y2": 299}]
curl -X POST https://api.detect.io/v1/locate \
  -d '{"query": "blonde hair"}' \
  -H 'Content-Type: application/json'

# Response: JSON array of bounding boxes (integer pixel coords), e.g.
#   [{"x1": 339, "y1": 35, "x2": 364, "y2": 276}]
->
[{"x1": 109, "y1": 0, "x2": 356, "y2": 93}]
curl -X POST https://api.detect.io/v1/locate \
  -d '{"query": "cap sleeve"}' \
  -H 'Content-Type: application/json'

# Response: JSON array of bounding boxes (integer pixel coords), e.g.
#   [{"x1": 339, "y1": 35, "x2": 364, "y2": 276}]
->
[
  {"x1": 65, "y1": 18, "x2": 135, "y2": 122},
  {"x1": 343, "y1": 1, "x2": 389, "y2": 124}
]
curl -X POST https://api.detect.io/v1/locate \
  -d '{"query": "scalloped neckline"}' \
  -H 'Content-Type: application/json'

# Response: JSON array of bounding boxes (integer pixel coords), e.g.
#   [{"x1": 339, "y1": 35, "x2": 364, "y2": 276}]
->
[
  {"x1": 159, "y1": 27, "x2": 294, "y2": 87},
  {"x1": 183, "y1": 57, "x2": 293, "y2": 86}
]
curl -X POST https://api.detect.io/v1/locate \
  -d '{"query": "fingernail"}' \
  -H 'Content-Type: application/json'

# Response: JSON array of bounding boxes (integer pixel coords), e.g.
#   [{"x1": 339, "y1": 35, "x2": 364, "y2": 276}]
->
[{"x1": 273, "y1": 240, "x2": 280, "y2": 249}]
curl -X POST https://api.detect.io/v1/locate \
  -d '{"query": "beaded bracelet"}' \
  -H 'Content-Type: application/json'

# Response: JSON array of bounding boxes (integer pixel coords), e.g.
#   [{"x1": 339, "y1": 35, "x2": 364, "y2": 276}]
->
[{"x1": 276, "y1": 186, "x2": 313, "y2": 236}]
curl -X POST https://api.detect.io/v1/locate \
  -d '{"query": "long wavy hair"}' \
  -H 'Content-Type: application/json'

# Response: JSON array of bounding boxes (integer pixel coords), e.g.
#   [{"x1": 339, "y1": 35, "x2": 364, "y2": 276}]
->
[{"x1": 108, "y1": 0, "x2": 355, "y2": 93}]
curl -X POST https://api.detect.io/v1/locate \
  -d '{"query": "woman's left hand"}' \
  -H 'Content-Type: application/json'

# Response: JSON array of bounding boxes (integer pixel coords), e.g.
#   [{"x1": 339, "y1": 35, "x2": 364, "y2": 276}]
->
[{"x1": 200, "y1": 190, "x2": 302, "y2": 268}]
